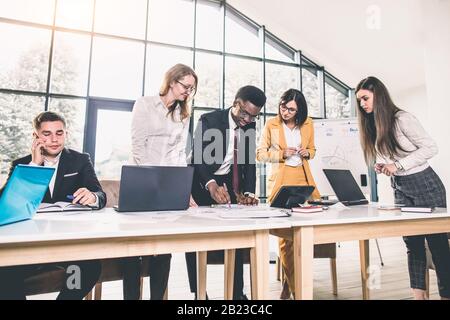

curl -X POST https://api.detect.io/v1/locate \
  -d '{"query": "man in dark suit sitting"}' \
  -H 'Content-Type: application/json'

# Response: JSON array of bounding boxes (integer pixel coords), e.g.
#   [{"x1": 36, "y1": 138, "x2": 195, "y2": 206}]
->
[
  {"x1": 186, "y1": 85, "x2": 266, "y2": 300},
  {"x1": 0, "y1": 111, "x2": 105, "y2": 300}
]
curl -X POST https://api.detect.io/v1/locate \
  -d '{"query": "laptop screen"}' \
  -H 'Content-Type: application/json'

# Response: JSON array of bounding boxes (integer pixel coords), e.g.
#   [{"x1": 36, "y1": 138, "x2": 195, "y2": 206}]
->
[
  {"x1": 0, "y1": 165, "x2": 54, "y2": 226},
  {"x1": 323, "y1": 169, "x2": 367, "y2": 202},
  {"x1": 117, "y1": 165, "x2": 194, "y2": 212}
]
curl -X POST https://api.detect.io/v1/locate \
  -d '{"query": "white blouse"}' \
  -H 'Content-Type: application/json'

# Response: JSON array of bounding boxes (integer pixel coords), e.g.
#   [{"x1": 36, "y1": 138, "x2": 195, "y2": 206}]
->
[
  {"x1": 130, "y1": 96, "x2": 190, "y2": 166},
  {"x1": 282, "y1": 122, "x2": 302, "y2": 167}
]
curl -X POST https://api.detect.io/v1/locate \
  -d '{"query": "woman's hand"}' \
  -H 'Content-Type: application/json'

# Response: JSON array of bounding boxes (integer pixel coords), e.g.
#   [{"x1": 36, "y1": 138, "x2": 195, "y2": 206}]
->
[
  {"x1": 298, "y1": 147, "x2": 310, "y2": 159},
  {"x1": 374, "y1": 163, "x2": 384, "y2": 174},
  {"x1": 380, "y1": 163, "x2": 397, "y2": 176},
  {"x1": 282, "y1": 147, "x2": 298, "y2": 159}
]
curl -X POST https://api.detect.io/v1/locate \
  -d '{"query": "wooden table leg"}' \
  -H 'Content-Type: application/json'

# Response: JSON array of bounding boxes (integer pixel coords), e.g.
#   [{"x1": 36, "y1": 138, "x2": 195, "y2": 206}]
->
[
  {"x1": 359, "y1": 240, "x2": 370, "y2": 300},
  {"x1": 197, "y1": 251, "x2": 207, "y2": 300},
  {"x1": 294, "y1": 226, "x2": 314, "y2": 300},
  {"x1": 224, "y1": 249, "x2": 235, "y2": 300},
  {"x1": 250, "y1": 230, "x2": 269, "y2": 300}
]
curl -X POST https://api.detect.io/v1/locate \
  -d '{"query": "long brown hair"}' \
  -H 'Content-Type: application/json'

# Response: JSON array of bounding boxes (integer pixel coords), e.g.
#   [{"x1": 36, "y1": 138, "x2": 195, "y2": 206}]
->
[
  {"x1": 159, "y1": 63, "x2": 198, "y2": 121},
  {"x1": 356, "y1": 76, "x2": 407, "y2": 164}
]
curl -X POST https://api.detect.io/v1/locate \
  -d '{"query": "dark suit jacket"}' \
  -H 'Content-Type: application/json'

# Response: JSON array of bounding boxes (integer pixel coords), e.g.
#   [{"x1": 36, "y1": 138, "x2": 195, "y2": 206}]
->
[
  {"x1": 191, "y1": 108, "x2": 256, "y2": 199},
  {"x1": 0, "y1": 148, "x2": 106, "y2": 209}
]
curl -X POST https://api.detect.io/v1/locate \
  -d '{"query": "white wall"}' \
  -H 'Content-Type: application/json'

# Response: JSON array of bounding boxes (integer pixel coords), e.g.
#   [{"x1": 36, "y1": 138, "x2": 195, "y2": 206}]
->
[
  {"x1": 422, "y1": 0, "x2": 450, "y2": 203},
  {"x1": 380, "y1": 1, "x2": 450, "y2": 204}
]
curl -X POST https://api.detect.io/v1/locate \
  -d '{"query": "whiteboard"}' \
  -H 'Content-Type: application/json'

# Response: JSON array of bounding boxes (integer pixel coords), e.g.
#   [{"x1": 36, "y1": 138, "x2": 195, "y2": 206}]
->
[{"x1": 309, "y1": 118, "x2": 370, "y2": 197}]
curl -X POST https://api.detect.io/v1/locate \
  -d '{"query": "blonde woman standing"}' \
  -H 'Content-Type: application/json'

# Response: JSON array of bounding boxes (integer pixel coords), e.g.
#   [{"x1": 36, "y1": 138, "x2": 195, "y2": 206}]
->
[{"x1": 125, "y1": 64, "x2": 198, "y2": 300}]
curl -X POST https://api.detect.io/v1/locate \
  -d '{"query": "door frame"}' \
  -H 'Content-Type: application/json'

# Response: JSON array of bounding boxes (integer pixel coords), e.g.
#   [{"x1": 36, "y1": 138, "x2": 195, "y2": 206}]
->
[{"x1": 84, "y1": 97, "x2": 135, "y2": 165}]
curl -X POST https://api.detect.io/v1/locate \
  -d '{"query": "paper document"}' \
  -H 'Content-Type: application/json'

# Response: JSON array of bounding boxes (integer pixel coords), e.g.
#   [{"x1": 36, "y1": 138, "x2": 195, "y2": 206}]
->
[
  {"x1": 189, "y1": 206, "x2": 290, "y2": 220},
  {"x1": 37, "y1": 202, "x2": 92, "y2": 213},
  {"x1": 218, "y1": 209, "x2": 290, "y2": 219},
  {"x1": 401, "y1": 207, "x2": 435, "y2": 213}
]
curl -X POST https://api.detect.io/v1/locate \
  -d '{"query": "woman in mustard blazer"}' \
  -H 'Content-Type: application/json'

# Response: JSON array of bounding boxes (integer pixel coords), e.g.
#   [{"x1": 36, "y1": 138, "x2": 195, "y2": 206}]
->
[{"x1": 257, "y1": 88, "x2": 320, "y2": 299}]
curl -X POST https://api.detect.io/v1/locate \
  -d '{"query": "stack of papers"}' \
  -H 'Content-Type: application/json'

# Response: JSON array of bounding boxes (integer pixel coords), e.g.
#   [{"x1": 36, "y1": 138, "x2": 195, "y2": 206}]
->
[
  {"x1": 291, "y1": 205, "x2": 323, "y2": 214},
  {"x1": 219, "y1": 207, "x2": 290, "y2": 219}
]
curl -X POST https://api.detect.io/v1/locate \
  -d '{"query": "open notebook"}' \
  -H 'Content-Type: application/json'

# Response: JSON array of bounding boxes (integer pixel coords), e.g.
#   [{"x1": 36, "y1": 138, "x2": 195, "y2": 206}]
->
[{"x1": 37, "y1": 202, "x2": 92, "y2": 213}]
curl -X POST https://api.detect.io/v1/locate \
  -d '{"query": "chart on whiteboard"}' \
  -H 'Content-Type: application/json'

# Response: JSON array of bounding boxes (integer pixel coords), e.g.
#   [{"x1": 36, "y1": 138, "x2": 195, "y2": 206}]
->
[{"x1": 310, "y1": 119, "x2": 369, "y2": 196}]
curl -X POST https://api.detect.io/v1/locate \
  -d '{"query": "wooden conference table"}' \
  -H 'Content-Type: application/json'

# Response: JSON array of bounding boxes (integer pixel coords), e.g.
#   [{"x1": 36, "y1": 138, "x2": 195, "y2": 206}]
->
[
  {"x1": 1, "y1": 205, "x2": 449, "y2": 300},
  {"x1": 271, "y1": 204, "x2": 450, "y2": 300},
  {"x1": 0, "y1": 207, "x2": 290, "y2": 300}
]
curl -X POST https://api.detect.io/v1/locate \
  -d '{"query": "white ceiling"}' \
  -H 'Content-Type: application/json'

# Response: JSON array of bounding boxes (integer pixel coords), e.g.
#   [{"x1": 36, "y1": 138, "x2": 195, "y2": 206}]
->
[{"x1": 228, "y1": 0, "x2": 426, "y2": 93}]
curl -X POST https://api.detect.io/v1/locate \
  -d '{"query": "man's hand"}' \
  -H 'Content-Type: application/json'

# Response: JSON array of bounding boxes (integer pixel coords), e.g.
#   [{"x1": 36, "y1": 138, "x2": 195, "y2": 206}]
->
[
  {"x1": 236, "y1": 193, "x2": 259, "y2": 206},
  {"x1": 72, "y1": 188, "x2": 96, "y2": 205},
  {"x1": 189, "y1": 194, "x2": 198, "y2": 207},
  {"x1": 298, "y1": 147, "x2": 310, "y2": 159},
  {"x1": 208, "y1": 181, "x2": 231, "y2": 204},
  {"x1": 282, "y1": 147, "x2": 298, "y2": 159},
  {"x1": 31, "y1": 136, "x2": 46, "y2": 165}
]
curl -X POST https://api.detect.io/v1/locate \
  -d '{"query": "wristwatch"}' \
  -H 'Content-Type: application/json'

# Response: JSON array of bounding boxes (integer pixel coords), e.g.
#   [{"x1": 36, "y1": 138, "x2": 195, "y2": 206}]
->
[
  {"x1": 244, "y1": 192, "x2": 255, "y2": 198},
  {"x1": 394, "y1": 161, "x2": 404, "y2": 171}
]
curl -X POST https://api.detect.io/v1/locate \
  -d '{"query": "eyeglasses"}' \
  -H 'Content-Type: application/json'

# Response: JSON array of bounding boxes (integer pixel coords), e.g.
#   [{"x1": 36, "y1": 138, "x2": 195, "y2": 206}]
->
[
  {"x1": 236, "y1": 101, "x2": 260, "y2": 122},
  {"x1": 176, "y1": 80, "x2": 196, "y2": 94},
  {"x1": 279, "y1": 103, "x2": 297, "y2": 114}
]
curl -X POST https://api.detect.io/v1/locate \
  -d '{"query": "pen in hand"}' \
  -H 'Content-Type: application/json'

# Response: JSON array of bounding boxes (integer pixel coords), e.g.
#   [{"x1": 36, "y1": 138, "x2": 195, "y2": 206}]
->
[
  {"x1": 223, "y1": 183, "x2": 231, "y2": 208},
  {"x1": 66, "y1": 195, "x2": 75, "y2": 201}
]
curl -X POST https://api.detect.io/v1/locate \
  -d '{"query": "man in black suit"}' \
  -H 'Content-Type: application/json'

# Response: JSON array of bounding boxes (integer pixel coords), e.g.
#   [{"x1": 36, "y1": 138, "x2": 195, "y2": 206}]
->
[
  {"x1": 186, "y1": 85, "x2": 266, "y2": 300},
  {"x1": 0, "y1": 111, "x2": 104, "y2": 300}
]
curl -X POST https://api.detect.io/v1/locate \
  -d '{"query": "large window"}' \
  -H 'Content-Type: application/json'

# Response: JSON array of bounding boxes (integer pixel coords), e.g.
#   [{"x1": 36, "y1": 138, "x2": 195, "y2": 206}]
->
[
  {"x1": 325, "y1": 74, "x2": 350, "y2": 118},
  {"x1": 145, "y1": 44, "x2": 193, "y2": 96},
  {"x1": 0, "y1": 0, "x2": 352, "y2": 198},
  {"x1": 225, "y1": 7, "x2": 260, "y2": 57},
  {"x1": 0, "y1": 23, "x2": 51, "y2": 92},
  {"x1": 194, "y1": 52, "x2": 222, "y2": 108},
  {"x1": 195, "y1": 0, "x2": 223, "y2": 51},
  {"x1": 302, "y1": 67, "x2": 322, "y2": 118},
  {"x1": 55, "y1": 0, "x2": 94, "y2": 31},
  {"x1": 265, "y1": 63, "x2": 299, "y2": 113},
  {"x1": 0, "y1": 93, "x2": 45, "y2": 185},
  {"x1": 51, "y1": 31, "x2": 91, "y2": 96},
  {"x1": 224, "y1": 56, "x2": 261, "y2": 107},
  {"x1": 0, "y1": 0, "x2": 55, "y2": 25},
  {"x1": 95, "y1": 0, "x2": 147, "y2": 39},
  {"x1": 148, "y1": 0, "x2": 194, "y2": 47}
]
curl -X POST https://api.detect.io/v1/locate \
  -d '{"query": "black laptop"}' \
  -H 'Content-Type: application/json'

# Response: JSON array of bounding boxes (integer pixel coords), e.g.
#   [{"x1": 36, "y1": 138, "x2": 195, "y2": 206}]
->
[
  {"x1": 323, "y1": 169, "x2": 369, "y2": 206},
  {"x1": 114, "y1": 165, "x2": 194, "y2": 212},
  {"x1": 270, "y1": 185, "x2": 315, "y2": 209}
]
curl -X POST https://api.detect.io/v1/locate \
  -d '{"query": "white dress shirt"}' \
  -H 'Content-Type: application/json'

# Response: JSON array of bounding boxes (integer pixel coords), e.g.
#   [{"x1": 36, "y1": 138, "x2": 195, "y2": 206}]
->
[
  {"x1": 131, "y1": 96, "x2": 190, "y2": 166},
  {"x1": 282, "y1": 122, "x2": 302, "y2": 167},
  {"x1": 43, "y1": 153, "x2": 61, "y2": 197}
]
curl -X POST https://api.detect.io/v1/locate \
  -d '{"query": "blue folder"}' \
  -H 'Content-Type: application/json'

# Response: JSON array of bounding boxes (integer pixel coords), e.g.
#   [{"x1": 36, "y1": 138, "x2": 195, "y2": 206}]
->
[{"x1": 0, "y1": 164, "x2": 55, "y2": 226}]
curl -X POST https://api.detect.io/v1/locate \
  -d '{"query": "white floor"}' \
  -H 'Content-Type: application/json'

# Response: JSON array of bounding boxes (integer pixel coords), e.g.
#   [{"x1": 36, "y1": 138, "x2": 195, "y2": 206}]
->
[{"x1": 29, "y1": 237, "x2": 441, "y2": 300}]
